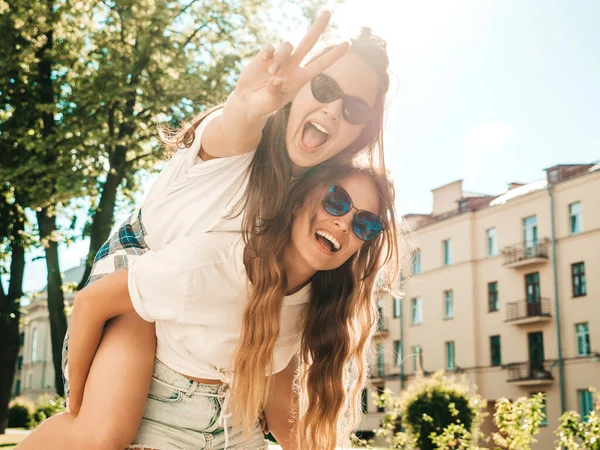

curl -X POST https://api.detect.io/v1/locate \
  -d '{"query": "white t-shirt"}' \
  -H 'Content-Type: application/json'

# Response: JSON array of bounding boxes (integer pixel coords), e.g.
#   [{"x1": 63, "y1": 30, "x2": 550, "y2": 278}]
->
[
  {"x1": 128, "y1": 232, "x2": 310, "y2": 381},
  {"x1": 140, "y1": 109, "x2": 254, "y2": 250}
]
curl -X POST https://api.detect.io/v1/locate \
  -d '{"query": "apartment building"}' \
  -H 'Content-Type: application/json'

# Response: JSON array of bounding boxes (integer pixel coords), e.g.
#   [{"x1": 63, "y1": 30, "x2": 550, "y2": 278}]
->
[{"x1": 358, "y1": 163, "x2": 599, "y2": 448}]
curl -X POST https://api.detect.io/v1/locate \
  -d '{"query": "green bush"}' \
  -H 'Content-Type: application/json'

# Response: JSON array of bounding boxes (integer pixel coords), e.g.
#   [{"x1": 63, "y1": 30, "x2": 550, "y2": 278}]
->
[
  {"x1": 401, "y1": 372, "x2": 483, "y2": 450},
  {"x1": 28, "y1": 394, "x2": 66, "y2": 428},
  {"x1": 8, "y1": 397, "x2": 34, "y2": 429}
]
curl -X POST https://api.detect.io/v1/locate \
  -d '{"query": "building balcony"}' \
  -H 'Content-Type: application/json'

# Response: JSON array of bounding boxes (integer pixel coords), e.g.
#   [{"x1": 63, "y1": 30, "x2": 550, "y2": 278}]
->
[
  {"x1": 371, "y1": 363, "x2": 399, "y2": 380},
  {"x1": 506, "y1": 361, "x2": 554, "y2": 386},
  {"x1": 501, "y1": 239, "x2": 550, "y2": 268},
  {"x1": 375, "y1": 317, "x2": 390, "y2": 338},
  {"x1": 506, "y1": 298, "x2": 552, "y2": 325}
]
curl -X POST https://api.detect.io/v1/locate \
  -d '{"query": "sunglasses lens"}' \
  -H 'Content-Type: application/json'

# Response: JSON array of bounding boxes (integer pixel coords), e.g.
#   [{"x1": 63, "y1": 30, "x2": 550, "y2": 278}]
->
[
  {"x1": 353, "y1": 211, "x2": 384, "y2": 241},
  {"x1": 312, "y1": 74, "x2": 340, "y2": 103},
  {"x1": 322, "y1": 185, "x2": 351, "y2": 216},
  {"x1": 343, "y1": 99, "x2": 373, "y2": 125}
]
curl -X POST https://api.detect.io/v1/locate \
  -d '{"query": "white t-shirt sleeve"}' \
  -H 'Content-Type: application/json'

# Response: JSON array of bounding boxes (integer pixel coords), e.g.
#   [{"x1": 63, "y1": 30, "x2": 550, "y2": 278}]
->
[{"x1": 128, "y1": 243, "x2": 190, "y2": 323}]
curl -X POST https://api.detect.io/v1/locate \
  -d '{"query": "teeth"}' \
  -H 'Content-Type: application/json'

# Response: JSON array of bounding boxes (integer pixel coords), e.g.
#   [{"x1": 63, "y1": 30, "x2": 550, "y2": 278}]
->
[
  {"x1": 310, "y1": 122, "x2": 329, "y2": 135},
  {"x1": 316, "y1": 229, "x2": 340, "y2": 251}
]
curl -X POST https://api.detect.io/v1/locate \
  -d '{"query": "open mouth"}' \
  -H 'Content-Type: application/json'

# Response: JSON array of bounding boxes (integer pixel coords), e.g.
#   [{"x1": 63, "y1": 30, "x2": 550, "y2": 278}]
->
[
  {"x1": 301, "y1": 121, "x2": 330, "y2": 151},
  {"x1": 315, "y1": 229, "x2": 341, "y2": 253}
]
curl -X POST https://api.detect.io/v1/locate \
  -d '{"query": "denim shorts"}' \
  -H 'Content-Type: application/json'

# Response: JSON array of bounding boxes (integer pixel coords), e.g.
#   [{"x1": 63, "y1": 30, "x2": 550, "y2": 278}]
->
[{"x1": 129, "y1": 358, "x2": 268, "y2": 450}]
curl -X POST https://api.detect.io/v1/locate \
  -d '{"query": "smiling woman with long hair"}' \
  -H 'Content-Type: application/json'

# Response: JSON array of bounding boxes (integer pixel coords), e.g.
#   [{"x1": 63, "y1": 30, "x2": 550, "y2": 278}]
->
[{"x1": 232, "y1": 162, "x2": 400, "y2": 449}]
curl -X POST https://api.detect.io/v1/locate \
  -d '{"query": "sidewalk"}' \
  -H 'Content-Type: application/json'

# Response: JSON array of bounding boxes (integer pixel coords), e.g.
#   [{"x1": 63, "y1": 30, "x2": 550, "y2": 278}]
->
[{"x1": 0, "y1": 428, "x2": 30, "y2": 448}]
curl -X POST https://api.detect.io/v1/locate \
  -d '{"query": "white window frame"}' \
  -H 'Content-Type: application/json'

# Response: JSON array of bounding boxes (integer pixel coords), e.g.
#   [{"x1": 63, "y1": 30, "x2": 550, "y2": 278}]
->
[
  {"x1": 446, "y1": 341, "x2": 455, "y2": 370},
  {"x1": 487, "y1": 227, "x2": 498, "y2": 256},
  {"x1": 444, "y1": 290, "x2": 454, "y2": 318},
  {"x1": 412, "y1": 297, "x2": 423, "y2": 324},
  {"x1": 576, "y1": 322, "x2": 591, "y2": 356},
  {"x1": 569, "y1": 201, "x2": 583, "y2": 234}
]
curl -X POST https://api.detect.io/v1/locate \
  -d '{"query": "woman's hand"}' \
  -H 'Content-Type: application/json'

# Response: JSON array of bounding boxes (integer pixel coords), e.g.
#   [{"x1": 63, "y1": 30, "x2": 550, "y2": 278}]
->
[{"x1": 234, "y1": 11, "x2": 349, "y2": 119}]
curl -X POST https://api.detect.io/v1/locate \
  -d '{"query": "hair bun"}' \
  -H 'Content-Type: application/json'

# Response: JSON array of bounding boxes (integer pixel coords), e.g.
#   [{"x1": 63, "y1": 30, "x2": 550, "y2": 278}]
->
[
  {"x1": 360, "y1": 27, "x2": 373, "y2": 38},
  {"x1": 356, "y1": 26, "x2": 387, "y2": 50}
]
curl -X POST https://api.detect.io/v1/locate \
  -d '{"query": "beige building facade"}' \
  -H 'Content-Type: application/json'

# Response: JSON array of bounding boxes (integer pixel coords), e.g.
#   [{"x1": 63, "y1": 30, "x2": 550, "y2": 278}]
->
[{"x1": 359, "y1": 163, "x2": 600, "y2": 448}]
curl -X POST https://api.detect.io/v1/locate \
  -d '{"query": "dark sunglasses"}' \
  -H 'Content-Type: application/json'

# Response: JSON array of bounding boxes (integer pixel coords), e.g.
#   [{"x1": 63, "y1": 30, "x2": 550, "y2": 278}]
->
[
  {"x1": 310, "y1": 73, "x2": 376, "y2": 125},
  {"x1": 322, "y1": 184, "x2": 384, "y2": 241}
]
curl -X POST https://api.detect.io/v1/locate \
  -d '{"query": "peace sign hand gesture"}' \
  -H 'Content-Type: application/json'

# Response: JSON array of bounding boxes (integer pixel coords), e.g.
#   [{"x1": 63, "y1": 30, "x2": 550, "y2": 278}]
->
[{"x1": 234, "y1": 11, "x2": 349, "y2": 118}]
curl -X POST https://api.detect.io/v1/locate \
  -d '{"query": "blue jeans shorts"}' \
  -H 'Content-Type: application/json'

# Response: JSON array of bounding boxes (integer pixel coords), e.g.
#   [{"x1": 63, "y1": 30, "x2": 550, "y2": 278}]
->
[{"x1": 129, "y1": 358, "x2": 268, "y2": 450}]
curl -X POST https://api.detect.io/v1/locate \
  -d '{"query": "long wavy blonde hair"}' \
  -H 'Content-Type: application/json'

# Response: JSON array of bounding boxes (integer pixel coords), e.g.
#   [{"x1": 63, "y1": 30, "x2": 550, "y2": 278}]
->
[{"x1": 229, "y1": 161, "x2": 401, "y2": 449}]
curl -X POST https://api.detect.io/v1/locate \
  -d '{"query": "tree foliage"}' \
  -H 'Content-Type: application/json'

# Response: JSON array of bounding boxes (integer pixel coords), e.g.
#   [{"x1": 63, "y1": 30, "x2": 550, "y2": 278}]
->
[{"x1": 402, "y1": 372, "x2": 484, "y2": 450}]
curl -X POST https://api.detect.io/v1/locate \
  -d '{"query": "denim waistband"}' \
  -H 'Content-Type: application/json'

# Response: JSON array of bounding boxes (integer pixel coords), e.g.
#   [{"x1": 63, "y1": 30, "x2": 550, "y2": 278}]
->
[{"x1": 153, "y1": 358, "x2": 229, "y2": 396}]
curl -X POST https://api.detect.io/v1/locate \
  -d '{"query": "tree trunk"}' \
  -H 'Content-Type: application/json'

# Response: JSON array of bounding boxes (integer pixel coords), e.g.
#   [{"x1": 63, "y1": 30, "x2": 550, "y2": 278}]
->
[
  {"x1": 78, "y1": 169, "x2": 124, "y2": 289},
  {"x1": 0, "y1": 209, "x2": 25, "y2": 434},
  {"x1": 36, "y1": 209, "x2": 67, "y2": 397},
  {"x1": 78, "y1": 98, "x2": 135, "y2": 289}
]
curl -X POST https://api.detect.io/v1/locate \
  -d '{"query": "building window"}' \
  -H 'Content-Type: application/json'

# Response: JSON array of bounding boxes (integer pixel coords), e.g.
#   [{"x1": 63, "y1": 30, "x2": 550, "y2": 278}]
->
[
  {"x1": 411, "y1": 298, "x2": 423, "y2": 324},
  {"x1": 412, "y1": 346, "x2": 422, "y2": 373},
  {"x1": 15, "y1": 379, "x2": 21, "y2": 396},
  {"x1": 444, "y1": 290, "x2": 454, "y2": 319},
  {"x1": 578, "y1": 389, "x2": 594, "y2": 420},
  {"x1": 394, "y1": 340, "x2": 402, "y2": 366},
  {"x1": 31, "y1": 328, "x2": 38, "y2": 363},
  {"x1": 530, "y1": 392, "x2": 548, "y2": 426},
  {"x1": 413, "y1": 249, "x2": 421, "y2": 275},
  {"x1": 361, "y1": 388, "x2": 368, "y2": 414},
  {"x1": 523, "y1": 215, "x2": 538, "y2": 249},
  {"x1": 445, "y1": 341, "x2": 455, "y2": 371},
  {"x1": 525, "y1": 272, "x2": 541, "y2": 303},
  {"x1": 569, "y1": 202, "x2": 583, "y2": 234},
  {"x1": 487, "y1": 228, "x2": 498, "y2": 257},
  {"x1": 28, "y1": 373, "x2": 33, "y2": 389},
  {"x1": 572, "y1": 262, "x2": 587, "y2": 297},
  {"x1": 490, "y1": 335, "x2": 501, "y2": 367},
  {"x1": 549, "y1": 169, "x2": 559, "y2": 183},
  {"x1": 459, "y1": 200, "x2": 468, "y2": 213},
  {"x1": 19, "y1": 332, "x2": 25, "y2": 347},
  {"x1": 488, "y1": 282, "x2": 499, "y2": 312},
  {"x1": 17, "y1": 356, "x2": 23, "y2": 370},
  {"x1": 393, "y1": 298, "x2": 401, "y2": 318},
  {"x1": 443, "y1": 239, "x2": 452, "y2": 266},
  {"x1": 576, "y1": 323, "x2": 591, "y2": 356},
  {"x1": 377, "y1": 304, "x2": 386, "y2": 332},
  {"x1": 377, "y1": 343, "x2": 384, "y2": 377}
]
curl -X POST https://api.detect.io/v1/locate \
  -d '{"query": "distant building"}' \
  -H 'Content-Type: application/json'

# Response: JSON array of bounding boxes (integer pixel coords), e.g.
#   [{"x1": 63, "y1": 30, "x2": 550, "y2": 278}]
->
[
  {"x1": 11, "y1": 265, "x2": 83, "y2": 401},
  {"x1": 358, "y1": 162, "x2": 600, "y2": 449}
]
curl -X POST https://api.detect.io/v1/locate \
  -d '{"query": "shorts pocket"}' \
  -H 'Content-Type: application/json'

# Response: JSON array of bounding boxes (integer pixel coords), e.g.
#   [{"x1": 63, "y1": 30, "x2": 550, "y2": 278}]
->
[{"x1": 147, "y1": 377, "x2": 184, "y2": 403}]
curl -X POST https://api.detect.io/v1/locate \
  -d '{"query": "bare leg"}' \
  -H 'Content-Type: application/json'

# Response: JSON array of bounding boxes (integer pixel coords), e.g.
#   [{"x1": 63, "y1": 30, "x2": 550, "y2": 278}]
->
[{"x1": 16, "y1": 313, "x2": 156, "y2": 450}]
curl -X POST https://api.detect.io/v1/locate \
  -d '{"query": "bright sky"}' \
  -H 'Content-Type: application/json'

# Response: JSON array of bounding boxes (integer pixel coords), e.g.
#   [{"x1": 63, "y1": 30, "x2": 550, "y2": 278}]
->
[{"x1": 9, "y1": 0, "x2": 600, "y2": 293}]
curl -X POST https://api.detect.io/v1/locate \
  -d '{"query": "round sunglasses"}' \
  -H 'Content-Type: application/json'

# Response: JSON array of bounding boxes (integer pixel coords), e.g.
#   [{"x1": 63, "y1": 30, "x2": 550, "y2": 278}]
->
[
  {"x1": 322, "y1": 184, "x2": 384, "y2": 241},
  {"x1": 310, "y1": 73, "x2": 376, "y2": 125}
]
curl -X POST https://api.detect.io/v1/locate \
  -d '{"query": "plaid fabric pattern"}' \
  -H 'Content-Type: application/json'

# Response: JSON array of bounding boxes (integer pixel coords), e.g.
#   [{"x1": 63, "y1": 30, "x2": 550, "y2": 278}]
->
[{"x1": 62, "y1": 209, "x2": 150, "y2": 400}]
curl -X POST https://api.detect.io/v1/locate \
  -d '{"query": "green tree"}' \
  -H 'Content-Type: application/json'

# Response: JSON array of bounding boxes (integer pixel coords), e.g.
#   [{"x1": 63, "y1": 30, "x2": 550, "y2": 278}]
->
[
  {"x1": 0, "y1": 0, "x2": 94, "y2": 402},
  {"x1": 402, "y1": 372, "x2": 484, "y2": 450},
  {"x1": 491, "y1": 393, "x2": 546, "y2": 450},
  {"x1": 554, "y1": 389, "x2": 600, "y2": 450},
  {"x1": 0, "y1": 186, "x2": 28, "y2": 433}
]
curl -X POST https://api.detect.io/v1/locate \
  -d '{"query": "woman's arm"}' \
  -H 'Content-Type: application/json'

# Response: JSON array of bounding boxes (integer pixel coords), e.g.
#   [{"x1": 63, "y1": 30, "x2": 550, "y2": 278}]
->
[
  {"x1": 67, "y1": 269, "x2": 135, "y2": 414},
  {"x1": 263, "y1": 354, "x2": 300, "y2": 450}
]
